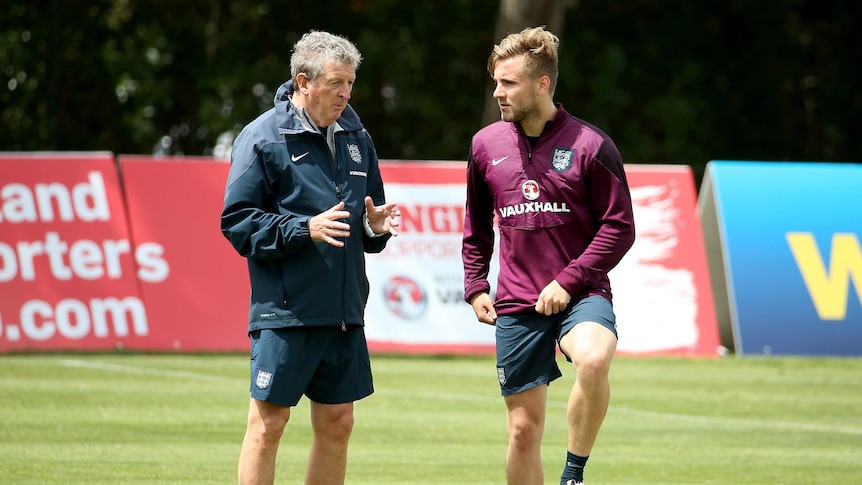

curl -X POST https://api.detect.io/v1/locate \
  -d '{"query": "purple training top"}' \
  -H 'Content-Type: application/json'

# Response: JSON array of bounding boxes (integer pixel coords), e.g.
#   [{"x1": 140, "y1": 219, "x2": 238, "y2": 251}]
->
[{"x1": 462, "y1": 104, "x2": 636, "y2": 315}]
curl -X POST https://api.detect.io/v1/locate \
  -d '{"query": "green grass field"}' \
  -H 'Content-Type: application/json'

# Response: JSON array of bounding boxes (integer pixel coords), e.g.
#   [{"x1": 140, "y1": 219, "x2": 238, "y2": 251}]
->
[{"x1": 1, "y1": 353, "x2": 860, "y2": 484}]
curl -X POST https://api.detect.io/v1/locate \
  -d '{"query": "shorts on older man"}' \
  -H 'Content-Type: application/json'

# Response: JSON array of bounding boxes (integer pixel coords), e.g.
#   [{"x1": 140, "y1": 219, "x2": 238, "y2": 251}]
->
[{"x1": 248, "y1": 325, "x2": 373, "y2": 407}]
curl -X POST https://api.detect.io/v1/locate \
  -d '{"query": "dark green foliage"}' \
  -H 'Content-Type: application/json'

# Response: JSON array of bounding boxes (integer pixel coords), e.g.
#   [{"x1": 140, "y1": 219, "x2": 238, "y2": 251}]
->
[{"x1": 2, "y1": 0, "x2": 859, "y2": 186}]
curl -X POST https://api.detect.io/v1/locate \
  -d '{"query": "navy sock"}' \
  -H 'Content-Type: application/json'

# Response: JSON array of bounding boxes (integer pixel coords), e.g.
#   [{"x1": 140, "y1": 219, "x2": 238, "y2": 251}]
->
[{"x1": 560, "y1": 451, "x2": 588, "y2": 483}]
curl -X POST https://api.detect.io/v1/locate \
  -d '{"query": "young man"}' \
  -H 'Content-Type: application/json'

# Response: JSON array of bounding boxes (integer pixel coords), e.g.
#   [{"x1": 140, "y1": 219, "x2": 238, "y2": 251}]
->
[
  {"x1": 462, "y1": 27, "x2": 635, "y2": 485},
  {"x1": 221, "y1": 31, "x2": 399, "y2": 485}
]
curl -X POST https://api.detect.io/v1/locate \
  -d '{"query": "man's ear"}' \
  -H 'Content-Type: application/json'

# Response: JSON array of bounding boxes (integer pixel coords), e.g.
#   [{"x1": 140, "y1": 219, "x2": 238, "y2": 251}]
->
[
  {"x1": 296, "y1": 73, "x2": 310, "y2": 94},
  {"x1": 536, "y1": 75, "x2": 551, "y2": 96}
]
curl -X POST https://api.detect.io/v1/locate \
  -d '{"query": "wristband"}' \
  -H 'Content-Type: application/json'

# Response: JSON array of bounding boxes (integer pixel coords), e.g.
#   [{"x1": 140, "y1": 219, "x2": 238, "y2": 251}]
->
[{"x1": 363, "y1": 214, "x2": 385, "y2": 238}]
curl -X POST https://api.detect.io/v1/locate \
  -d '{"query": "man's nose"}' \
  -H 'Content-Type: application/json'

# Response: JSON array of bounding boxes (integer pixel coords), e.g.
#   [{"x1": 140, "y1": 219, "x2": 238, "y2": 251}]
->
[
  {"x1": 493, "y1": 83, "x2": 504, "y2": 98},
  {"x1": 339, "y1": 83, "x2": 352, "y2": 99}
]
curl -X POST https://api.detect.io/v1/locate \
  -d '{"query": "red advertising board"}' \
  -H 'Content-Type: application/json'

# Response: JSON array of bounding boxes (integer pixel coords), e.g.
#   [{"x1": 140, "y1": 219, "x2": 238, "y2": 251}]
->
[
  {"x1": 1, "y1": 154, "x2": 719, "y2": 356},
  {"x1": 364, "y1": 161, "x2": 496, "y2": 354},
  {"x1": 117, "y1": 156, "x2": 249, "y2": 351},
  {"x1": 610, "y1": 165, "x2": 720, "y2": 356},
  {"x1": 0, "y1": 153, "x2": 149, "y2": 351}
]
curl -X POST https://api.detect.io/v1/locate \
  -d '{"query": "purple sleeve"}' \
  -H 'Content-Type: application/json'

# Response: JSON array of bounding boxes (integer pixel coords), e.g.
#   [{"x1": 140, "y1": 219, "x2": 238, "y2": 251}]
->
[
  {"x1": 461, "y1": 150, "x2": 495, "y2": 303},
  {"x1": 554, "y1": 139, "x2": 635, "y2": 295}
]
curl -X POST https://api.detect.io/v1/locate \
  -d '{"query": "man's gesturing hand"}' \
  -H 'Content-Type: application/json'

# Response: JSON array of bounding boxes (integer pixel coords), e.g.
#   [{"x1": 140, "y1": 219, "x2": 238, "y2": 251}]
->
[
  {"x1": 364, "y1": 196, "x2": 400, "y2": 236},
  {"x1": 309, "y1": 202, "x2": 351, "y2": 247}
]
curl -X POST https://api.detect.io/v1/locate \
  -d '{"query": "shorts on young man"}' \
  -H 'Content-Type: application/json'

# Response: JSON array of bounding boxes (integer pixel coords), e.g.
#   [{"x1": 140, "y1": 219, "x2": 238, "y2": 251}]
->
[
  {"x1": 248, "y1": 325, "x2": 373, "y2": 407},
  {"x1": 494, "y1": 295, "x2": 617, "y2": 396}
]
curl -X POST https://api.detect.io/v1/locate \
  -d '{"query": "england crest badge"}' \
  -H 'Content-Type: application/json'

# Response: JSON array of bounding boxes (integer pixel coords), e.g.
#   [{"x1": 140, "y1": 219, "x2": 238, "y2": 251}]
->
[
  {"x1": 255, "y1": 369, "x2": 273, "y2": 390},
  {"x1": 551, "y1": 147, "x2": 574, "y2": 172},
  {"x1": 347, "y1": 143, "x2": 363, "y2": 164}
]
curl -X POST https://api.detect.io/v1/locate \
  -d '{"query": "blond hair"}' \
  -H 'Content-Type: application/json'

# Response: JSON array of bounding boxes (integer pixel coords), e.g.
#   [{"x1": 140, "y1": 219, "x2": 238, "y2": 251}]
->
[{"x1": 488, "y1": 26, "x2": 560, "y2": 94}]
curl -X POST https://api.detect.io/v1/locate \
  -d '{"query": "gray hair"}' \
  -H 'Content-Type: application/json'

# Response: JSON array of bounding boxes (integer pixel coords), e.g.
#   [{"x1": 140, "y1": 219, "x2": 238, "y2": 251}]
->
[{"x1": 290, "y1": 31, "x2": 363, "y2": 84}]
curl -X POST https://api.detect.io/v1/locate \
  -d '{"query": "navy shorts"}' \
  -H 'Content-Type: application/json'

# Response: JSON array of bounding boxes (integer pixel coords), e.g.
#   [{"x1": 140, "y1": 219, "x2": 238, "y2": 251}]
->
[
  {"x1": 495, "y1": 295, "x2": 617, "y2": 396},
  {"x1": 248, "y1": 326, "x2": 373, "y2": 407}
]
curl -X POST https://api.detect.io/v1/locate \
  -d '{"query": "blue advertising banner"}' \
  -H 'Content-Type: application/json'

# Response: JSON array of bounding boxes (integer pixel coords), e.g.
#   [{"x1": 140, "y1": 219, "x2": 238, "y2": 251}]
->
[{"x1": 699, "y1": 161, "x2": 862, "y2": 356}]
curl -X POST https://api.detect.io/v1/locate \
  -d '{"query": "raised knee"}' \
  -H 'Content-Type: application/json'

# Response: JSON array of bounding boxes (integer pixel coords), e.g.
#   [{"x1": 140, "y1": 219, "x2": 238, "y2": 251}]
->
[{"x1": 573, "y1": 351, "x2": 612, "y2": 381}]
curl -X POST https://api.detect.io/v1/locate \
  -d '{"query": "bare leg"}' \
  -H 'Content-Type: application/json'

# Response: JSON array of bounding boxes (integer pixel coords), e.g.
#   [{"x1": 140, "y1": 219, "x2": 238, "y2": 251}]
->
[
  {"x1": 559, "y1": 321, "x2": 617, "y2": 456},
  {"x1": 503, "y1": 384, "x2": 548, "y2": 485},
  {"x1": 304, "y1": 400, "x2": 355, "y2": 485},
  {"x1": 238, "y1": 398, "x2": 291, "y2": 485}
]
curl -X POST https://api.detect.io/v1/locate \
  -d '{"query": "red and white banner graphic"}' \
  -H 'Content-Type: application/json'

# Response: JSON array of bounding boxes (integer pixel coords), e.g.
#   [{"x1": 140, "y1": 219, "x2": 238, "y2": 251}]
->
[
  {"x1": 1, "y1": 154, "x2": 719, "y2": 356},
  {"x1": 0, "y1": 153, "x2": 150, "y2": 350},
  {"x1": 610, "y1": 165, "x2": 719, "y2": 356},
  {"x1": 365, "y1": 162, "x2": 497, "y2": 354}
]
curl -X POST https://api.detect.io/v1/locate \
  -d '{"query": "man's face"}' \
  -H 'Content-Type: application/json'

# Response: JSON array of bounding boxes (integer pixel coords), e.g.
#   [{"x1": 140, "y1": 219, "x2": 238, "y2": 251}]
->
[
  {"x1": 303, "y1": 61, "x2": 355, "y2": 128},
  {"x1": 492, "y1": 55, "x2": 541, "y2": 124}
]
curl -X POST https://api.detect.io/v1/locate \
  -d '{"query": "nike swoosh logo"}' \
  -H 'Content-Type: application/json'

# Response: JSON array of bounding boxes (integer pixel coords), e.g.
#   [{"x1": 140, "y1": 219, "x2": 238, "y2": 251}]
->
[
  {"x1": 291, "y1": 152, "x2": 309, "y2": 162},
  {"x1": 491, "y1": 156, "x2": 509, "y2": 166}
]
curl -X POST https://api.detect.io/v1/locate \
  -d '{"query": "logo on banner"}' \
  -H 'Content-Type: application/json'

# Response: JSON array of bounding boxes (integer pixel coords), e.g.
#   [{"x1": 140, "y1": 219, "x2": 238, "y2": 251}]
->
[
  {"x1": 383, "y1": 275, "x2": 427, "y2": 319},
  {"x1": 522, "y1": 180, "x2": 540, "y2": 201},
  {"x1": 551, "y1": 147, "x2": 573, "y2": 172}
]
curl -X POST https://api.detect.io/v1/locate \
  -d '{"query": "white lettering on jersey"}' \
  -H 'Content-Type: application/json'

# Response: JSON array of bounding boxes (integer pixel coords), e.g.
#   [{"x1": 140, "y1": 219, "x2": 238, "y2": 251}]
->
[{"x1": 497, "y1": 202, "x2": 571, "y2": 218}]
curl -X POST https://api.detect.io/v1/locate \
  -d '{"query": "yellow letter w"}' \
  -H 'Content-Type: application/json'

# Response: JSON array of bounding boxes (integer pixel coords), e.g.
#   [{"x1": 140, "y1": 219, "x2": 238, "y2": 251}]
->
[{"x1": 786, "y1": 232, "x2": 862, "y2": 320}]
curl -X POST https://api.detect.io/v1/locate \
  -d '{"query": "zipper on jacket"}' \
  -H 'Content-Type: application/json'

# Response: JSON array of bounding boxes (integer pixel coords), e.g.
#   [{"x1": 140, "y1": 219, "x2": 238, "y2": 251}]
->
[
  {"x1": 332, "y1": 145, "x2": 346, "y2": 323},
  {"x1": 317, "y1": 128, "x2": 342, "y2": 201},
  {"x1": 330, "y1": 150, "x2": 342, "y2": 200},
  {"x1": 523, "y1": 142, "x2": 534, "y2": 168},
  {"x1": 517, "y1": 127, "x2": 534, "y2": 167}
]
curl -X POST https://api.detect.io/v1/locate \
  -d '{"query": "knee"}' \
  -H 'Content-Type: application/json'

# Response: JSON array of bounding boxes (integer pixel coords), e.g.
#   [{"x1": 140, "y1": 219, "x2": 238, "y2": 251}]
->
[
  {"x1": 313, "y1": 406, "x2": 355, "y2": 443},
  {"x1": 573, "y1": 350, "x2": 612, "y2": 384},
  {"x1": 247, "y1": 405, "x2": 290, "y2": 442},
  {"x1": 329, "y1": 409, "x2": 355, "y2": 441},
  {"x1": 508, "y1": 415, "x2": 543, "y2": 452}
]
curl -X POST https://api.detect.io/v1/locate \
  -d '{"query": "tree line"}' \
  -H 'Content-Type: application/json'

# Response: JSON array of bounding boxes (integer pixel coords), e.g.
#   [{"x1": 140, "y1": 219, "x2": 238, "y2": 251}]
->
[{"x1": 2, "y1": 0, "x2": 859, "y2": 186}]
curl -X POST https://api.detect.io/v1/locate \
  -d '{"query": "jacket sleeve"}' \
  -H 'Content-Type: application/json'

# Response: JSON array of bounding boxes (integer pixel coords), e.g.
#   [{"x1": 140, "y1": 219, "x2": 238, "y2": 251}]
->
[
  {"x1": 220, "y1": 132, "x2": 311, "y2": 260},
  {"x1": 461, "y1": 147, "x2": 495, "y2": 303},
  {"x1": 554, "y1": 138, "x2": 636, "y2": 295},
  {"x1": 362, "y1": 132, "x2": 392, "y2": 254}
]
